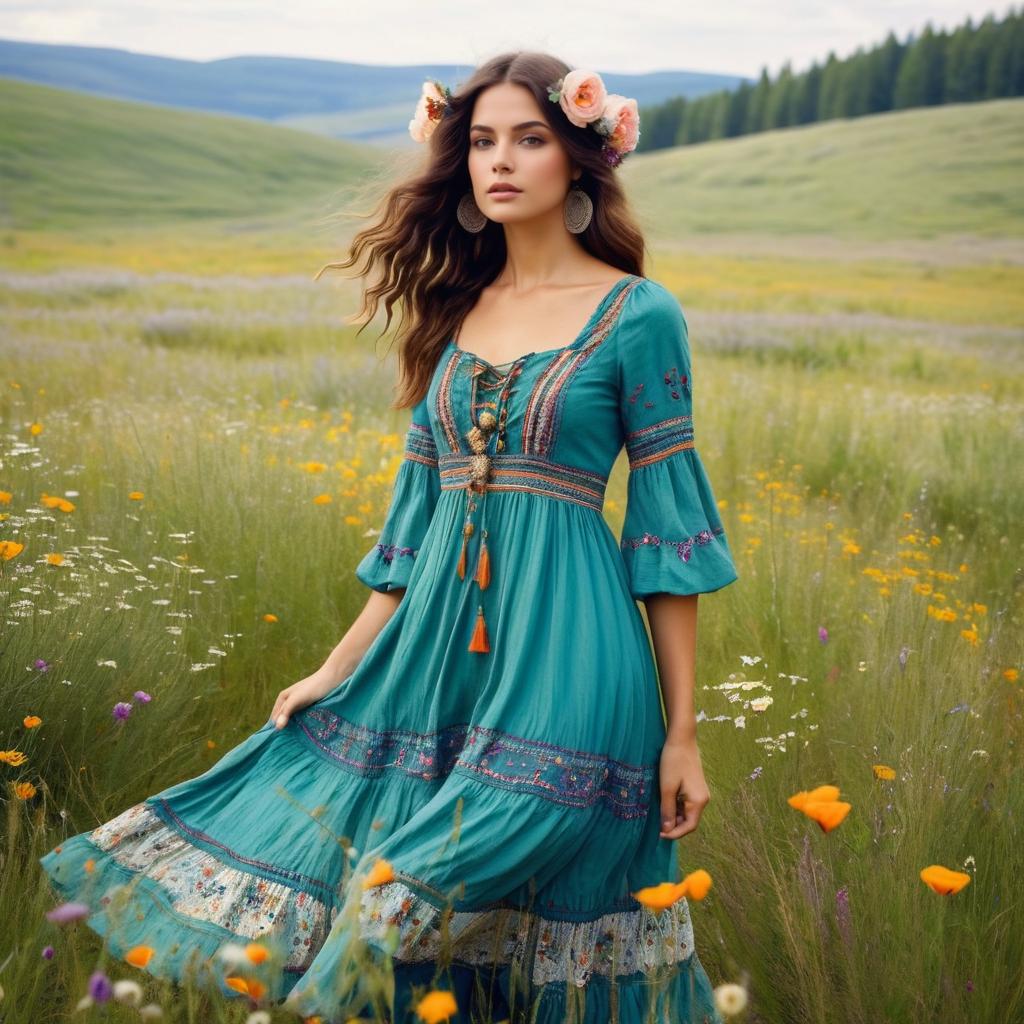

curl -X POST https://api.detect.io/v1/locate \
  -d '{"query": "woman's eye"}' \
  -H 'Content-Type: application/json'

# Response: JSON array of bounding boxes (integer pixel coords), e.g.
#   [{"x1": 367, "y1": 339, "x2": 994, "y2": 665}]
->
[{"x1": 471, "y1": 136, "x2": 544, "y2": 148}]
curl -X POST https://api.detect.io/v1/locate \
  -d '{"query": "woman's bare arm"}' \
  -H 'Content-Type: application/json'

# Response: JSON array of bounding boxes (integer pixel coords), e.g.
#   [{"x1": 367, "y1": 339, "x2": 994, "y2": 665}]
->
[
  {"x1": 269, "y1": 588, "x2": 405, "y2": 727},
  {"x1": 643, "y1": 592, "x2": 712, "y2": 840}
]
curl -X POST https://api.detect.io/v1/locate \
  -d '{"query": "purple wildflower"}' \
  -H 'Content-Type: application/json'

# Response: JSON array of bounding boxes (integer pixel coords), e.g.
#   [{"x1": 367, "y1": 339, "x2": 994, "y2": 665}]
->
[
  {"x1": 45, "y1": 901, "x2": 91, "y2": 923},
  {"x1": 112, "y1": 701, "x2": 133, "y2": 721},
  {"x1": 34, "y1": 658, "x2": 51, "y2": 672},
  {"x1": 88, "y1": 969, "x2": 113, "y2": 1003},
  {"x1": 835, "y1": 885, "x2": 852, "y2": 947},
  {"x1": 818, "y1": 626, "x2": 828, "y2": 644},
  {"x1": 133, "y1": 690, "x2": 152, "y2": 703},
  {"x1": 41, "y1": 945, "x2": 55, "y2": 960}
]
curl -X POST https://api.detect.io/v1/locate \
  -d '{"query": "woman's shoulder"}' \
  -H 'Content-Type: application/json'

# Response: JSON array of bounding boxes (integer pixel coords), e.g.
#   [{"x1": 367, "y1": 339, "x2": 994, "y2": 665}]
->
[{"x1": 616, "y1": 275, "x2": 687, "y2": 335}]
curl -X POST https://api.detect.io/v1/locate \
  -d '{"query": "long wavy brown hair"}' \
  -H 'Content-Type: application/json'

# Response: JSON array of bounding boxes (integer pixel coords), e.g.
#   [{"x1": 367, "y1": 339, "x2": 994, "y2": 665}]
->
[{"x1": 315, "y1": 50, "x2": 647, "y2": 409}]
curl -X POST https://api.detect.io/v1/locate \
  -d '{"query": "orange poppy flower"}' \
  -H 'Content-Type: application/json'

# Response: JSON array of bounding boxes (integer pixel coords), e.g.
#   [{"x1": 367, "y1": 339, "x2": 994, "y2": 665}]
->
[
  {"x1": 415, "y1": 989, "x2": 459, "y2": 1023},
  {"x1": 125, "y1": 945, "x2": 155, "y2": 967},
  {"x1": 631, "y1": 880, "x2": 688, "y2": 912},
  {"x1": 245, "y1": 942, "x2": 269, "y2": 964},
  {"x1": 682, "y1": 868, "x2": 713, "y2": 900},
  {"x1": 787, "y1": 784, "x2": 840, "y2": 812},
  {"x1": 802, "y1": 800, "x2": 851, "y2": 833},
  {"x1": 225, "y1": 975, "x2": 267, "y2": 999},
  {"x1": 920, "y1": 865, "x2": 971, "y2": 895},
  {"x1": 362, "y1": 857, "x2": 396, "y2": 889},
  {"x1": 23, "y1": 715, "x2": 42, "y2": 728}
]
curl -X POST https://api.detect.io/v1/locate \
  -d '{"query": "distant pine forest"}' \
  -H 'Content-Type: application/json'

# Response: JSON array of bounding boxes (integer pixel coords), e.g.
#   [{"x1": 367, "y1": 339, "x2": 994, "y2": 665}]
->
[{"x1": 637, "y1": 6, "x2": 1024, "y2": 151}]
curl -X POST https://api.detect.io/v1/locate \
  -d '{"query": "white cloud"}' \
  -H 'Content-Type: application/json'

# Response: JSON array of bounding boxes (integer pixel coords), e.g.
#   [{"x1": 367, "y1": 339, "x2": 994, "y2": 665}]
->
[{"x1": 0, "y1": 1, "x2": 1014, "y2": 77}]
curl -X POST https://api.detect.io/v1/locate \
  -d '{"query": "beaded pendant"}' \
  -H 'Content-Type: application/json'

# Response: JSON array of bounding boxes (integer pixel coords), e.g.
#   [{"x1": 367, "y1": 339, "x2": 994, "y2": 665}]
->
[{"x1": 460, "y1": 359, "x2": 522, "y2": 654}]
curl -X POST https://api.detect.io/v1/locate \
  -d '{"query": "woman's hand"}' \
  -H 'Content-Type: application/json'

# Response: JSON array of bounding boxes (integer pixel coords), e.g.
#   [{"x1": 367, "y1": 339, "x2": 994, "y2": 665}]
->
[
  {"x1": 658, "y1": 735, "x2": 711, "y2": 840},
  {"x1": 269, "y1": 671, "x2": 338, "y2": 730}
]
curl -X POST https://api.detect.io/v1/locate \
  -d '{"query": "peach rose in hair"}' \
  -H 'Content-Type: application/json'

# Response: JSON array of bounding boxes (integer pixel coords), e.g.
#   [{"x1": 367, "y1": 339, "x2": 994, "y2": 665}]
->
[
  {"x1": 558, "y1": 69, "x2": 608, "y2": 127},
  {"x1": 409, "y1": 80, "x2": 446, "y2": 142},
  {"x1": 602, "y1": 95, "x2": 640, "y2": 154}
]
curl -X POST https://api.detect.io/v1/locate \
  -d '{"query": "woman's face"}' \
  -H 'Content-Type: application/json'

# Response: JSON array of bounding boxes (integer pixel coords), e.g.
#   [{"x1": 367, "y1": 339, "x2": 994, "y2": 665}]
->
[{"x1": 466, "y1": 81, "x2": 577, "y2": 226}]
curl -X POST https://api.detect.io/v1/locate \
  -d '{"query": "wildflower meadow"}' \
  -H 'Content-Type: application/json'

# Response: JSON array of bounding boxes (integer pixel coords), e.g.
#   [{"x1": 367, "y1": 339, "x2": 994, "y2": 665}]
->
[{"x1": 1, "y1": 82, "x2": 1022, "y2": 1024}]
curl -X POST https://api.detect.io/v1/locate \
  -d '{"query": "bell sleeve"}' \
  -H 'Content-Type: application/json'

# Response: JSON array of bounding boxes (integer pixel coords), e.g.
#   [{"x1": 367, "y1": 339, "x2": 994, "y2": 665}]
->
[
  {"x1": 616, "y1": 283, "x2": 739, "y2": 600},
  {"x1": 354, "y1": 394, "x2": 441, "y2": 593}
]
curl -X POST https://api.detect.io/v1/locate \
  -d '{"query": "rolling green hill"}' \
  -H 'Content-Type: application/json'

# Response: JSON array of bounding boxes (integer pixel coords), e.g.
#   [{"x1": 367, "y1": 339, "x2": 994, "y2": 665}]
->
[
  {"x1": 624, "y1": 97, "x2": 1024, "y2": 242},
  {"x1": 0, "y1": 77, "x2": 391, "y2": 232},
  {"x1": 2, "y1": 75, "x2": 1022, "y2": 243}
]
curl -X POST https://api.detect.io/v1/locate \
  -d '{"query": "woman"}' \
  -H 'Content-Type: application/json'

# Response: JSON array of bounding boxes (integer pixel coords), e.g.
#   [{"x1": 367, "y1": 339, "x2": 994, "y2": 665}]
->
[{"x1": 40, "y1": 51, "x2": 738, "y2": 1024}]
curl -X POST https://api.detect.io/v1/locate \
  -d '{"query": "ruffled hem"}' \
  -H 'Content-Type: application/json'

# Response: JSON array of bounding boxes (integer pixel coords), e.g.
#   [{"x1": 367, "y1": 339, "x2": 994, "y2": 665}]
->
[
  {"x1": 40, "y1": 818, "x2": 722, "y2": 1023},
  {"x1": 284, "y1": 853, "x2": 720, "y2": 1022},
  {"x1": 356, "y1": 432, "x2": 441, "y2": 593},
  {"x1": 619, "y1": 448, "x2": 739, "y2": 600},
  {"x1": 39, "y1": 830, "x2": 310, "y2": 1001}
]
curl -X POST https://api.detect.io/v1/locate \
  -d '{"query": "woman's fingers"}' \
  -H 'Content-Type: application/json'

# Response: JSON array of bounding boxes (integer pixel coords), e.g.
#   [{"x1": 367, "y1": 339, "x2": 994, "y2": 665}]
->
[{"x1": 270, "y1": 689, "x2": 290, "y2": 728}]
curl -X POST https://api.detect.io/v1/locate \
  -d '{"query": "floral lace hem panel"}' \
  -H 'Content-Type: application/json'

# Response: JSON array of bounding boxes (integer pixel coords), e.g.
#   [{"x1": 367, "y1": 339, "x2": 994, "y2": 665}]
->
[
  {"x1": 81, "y1": 801, "x2": 336, "y2": 973},
  {"x1": 357, "y1": 870, "x2": 696, "y2": 987}
]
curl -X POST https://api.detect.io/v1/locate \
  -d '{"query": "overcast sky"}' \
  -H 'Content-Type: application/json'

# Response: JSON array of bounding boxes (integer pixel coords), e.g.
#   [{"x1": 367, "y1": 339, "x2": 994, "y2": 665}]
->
[{"x1": 1, "y1": 1, "x2": 1015, "y2": 77}]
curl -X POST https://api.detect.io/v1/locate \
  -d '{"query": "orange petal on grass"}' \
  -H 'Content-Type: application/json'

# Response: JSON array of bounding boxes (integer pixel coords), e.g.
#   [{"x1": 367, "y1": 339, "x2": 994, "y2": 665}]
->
[
  {"x1": 125, "y1": 945, "x2": 155, "y2": 967},
  {"x1": 224, "y1": 975, "x2": 266, "y2": 998},
  {"x1": 362, "y1": 857, "x2": 396, "y2": 889},
  {"x1": 787, "y1": 784, "x2": 841, "y2": 812},
  {"x1": 415, "y1": 989, "x2": 459, "y2": 1023},
  {"x1": 631, "y1": 881, "x2": 688, "y2": 912},
  {"x1": 681, "y1": 869, "x2": 713, "y2": 900},
  {"x1": 803, "y1": 799, "x2": 851, "y2": 832},
  {"x1": 920, "y1": 865, "x2": 971, "y2": 894},
  {"x1": 245, "y1": 942, "x2": 269, "y2": 964}
]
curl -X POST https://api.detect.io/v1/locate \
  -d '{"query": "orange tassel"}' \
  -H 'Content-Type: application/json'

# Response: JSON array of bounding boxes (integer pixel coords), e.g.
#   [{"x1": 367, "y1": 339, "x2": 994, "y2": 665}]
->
[
  {"x1": 468, "y1": 604, "x2": 490, "y2": 653},
  {"x1": 457, "y1": 523, "x2": 473, "y2": 581},
  {"x1": 473, "y1": 537, "x2": 491, "y2": 590}
]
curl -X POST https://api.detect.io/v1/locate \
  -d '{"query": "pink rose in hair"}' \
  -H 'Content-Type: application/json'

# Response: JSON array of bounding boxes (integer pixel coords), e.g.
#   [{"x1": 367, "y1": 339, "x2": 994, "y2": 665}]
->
[
  {"x1": 601, "y1": 94, "x2": 640, "y2": 154},
  {"x1": 409, "y1": 80, "x2": 446, "y2": 142},
  {"x1": 558, "y1": 69, "x2": 608, "y2": 128}
]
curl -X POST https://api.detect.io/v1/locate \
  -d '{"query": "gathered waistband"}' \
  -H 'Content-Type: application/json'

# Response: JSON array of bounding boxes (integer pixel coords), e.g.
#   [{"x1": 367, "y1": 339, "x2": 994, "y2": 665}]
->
[{"x1": 438, "y1": 453, "x2": 608, "y2": 511}]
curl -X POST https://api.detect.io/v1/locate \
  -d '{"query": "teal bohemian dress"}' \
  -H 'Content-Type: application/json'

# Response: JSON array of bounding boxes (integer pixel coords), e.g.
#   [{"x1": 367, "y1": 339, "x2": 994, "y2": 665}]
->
[{"x1": 39, "y1": 274, "x2": 739, "y2": 1024}]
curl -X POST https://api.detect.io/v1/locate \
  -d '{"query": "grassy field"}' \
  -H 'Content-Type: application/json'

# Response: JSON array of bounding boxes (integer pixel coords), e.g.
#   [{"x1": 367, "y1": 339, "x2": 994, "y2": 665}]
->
[{"x1": 1, "y1": 77, "x2": 1022, "y2": 1023}]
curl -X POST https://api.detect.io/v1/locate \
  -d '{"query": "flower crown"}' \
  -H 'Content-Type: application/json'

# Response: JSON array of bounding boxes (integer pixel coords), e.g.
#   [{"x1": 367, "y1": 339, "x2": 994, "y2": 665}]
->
[{"x1": 408, "y1": 69, "x2": 640, "y2": 168}]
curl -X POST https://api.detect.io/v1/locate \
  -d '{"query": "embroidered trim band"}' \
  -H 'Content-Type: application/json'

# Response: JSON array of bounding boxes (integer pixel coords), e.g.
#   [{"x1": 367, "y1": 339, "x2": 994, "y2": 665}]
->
[
  {"x1": 624, "y1": 415, "x2": 695, "y2": 468},
  {"x1": 296, "y1": 709, "x2": 654, "y2": 820},
  {"x1": 437, "y1": 452, "x2": 608, "y2": 511},
  {"x1": 403, "y1": 420, "x2": 438, "y2": 467},
  {"x1": 620, "y1": 525, "x2": 725, "y2": 563},
  {"x1": 522, "y1": 275, "x2": 642, "y2": 456}
]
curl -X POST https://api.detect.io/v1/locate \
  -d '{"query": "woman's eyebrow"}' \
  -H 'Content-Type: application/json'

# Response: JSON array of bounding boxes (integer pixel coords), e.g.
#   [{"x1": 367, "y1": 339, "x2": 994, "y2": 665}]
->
[{"x1": 469, "y1": 121, "x2": 548, "y2": 132}]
